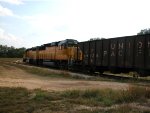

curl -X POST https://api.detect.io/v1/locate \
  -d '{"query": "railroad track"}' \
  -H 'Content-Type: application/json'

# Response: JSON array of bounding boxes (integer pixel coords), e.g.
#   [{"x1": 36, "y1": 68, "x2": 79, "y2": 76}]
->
[
  {"x1": 100, "y1": 73, "x2": 134, "y2": 80},
  {"x1": 97, "y1": 73, "x2": 150, "y2": 83}
]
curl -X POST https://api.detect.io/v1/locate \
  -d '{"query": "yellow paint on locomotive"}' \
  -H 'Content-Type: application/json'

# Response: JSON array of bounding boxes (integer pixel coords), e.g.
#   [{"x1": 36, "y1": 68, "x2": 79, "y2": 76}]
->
[
  {"x1": 37, "y1": 45, "x2": 83, "y2": 61},
  {"x1": 24, "y1": 40, "x2": 83, "y2": 62}
]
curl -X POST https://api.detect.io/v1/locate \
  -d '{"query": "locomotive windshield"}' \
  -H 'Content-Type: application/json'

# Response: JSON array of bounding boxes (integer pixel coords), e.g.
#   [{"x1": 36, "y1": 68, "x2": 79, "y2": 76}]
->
[{"x1": 58, "y1": 39, "x2": 78, "y2": 47}]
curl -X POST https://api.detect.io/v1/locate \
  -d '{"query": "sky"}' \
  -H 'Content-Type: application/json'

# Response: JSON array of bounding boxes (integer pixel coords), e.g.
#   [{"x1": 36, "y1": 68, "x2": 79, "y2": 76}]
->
[{"x1": 0, "y1": 0, "x2": 150, "y2": 48}]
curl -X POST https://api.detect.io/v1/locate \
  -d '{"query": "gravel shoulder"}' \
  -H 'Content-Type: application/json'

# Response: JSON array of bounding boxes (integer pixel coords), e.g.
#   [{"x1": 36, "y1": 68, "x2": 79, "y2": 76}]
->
[{"x1": 0, "y1": 63, "x2": 129, "y2": 91}]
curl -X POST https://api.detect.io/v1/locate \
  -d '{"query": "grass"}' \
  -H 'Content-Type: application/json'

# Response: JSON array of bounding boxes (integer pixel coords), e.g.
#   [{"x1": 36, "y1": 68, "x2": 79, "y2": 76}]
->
[
  {"x1": 62, "y1": 86, "x2": 150, "y2": 107},
  {"x1": 0, "y1": 58, "x2": 150, "y2": 113},
  {"x1": 0, "y1": 86, "x2": 149, "y2": 113}
]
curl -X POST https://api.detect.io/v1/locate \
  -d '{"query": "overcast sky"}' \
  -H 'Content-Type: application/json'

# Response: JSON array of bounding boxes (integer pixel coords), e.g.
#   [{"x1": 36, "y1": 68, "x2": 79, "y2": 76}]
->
[{"x1": 0, "y1": 0, "x2": 150, "y2": 48}]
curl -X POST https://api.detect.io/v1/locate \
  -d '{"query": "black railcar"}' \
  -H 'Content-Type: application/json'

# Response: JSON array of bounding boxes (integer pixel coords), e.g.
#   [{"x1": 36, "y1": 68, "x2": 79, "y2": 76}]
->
[
  {"x1": 78, "y1": 34, "x2": 150, "y2": 76},
  {"x1": 117, "y1": 37, "x2": 125, "y2": 67},
  {"x1": 95, "y1": 40, "x2": 103, "y2": 66},
  {"x1": 146, "y1": 35, "x2": 150, "y2": 69}
]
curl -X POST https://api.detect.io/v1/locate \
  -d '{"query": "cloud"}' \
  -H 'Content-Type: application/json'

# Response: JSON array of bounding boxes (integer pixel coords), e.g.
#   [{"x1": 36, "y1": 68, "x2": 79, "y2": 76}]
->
[
  {"x1": 0, "y1": 28, "x2": 16, "y2": 40},
  {"x1": 0, "y1": 4, "x2": 14, "y2": 16},
  {"x1": 0, "y1": 0, "x2": 23, "y2": 5},
  {"x1": 22, "y1": 14, "x2": 67, "y2": 34},
  {"x1": 0, "y1": 28, "x2": 24, "y2": 47}
]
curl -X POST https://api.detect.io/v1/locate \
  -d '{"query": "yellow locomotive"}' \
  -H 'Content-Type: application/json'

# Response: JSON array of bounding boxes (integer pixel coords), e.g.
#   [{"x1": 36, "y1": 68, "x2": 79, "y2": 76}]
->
[{"x1": 23, "y1": 39, "x2": 82, "y2": 69}]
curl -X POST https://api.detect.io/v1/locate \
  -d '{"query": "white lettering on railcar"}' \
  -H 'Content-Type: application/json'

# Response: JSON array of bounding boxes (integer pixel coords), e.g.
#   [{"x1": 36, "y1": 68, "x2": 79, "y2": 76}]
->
[
  {"x1": 111, "y1": 44, "x2": 115, "y2": 49},
  {"x1": 118, "y1": 43, "x2": 124, "y2": 49},
  {"x1": 137, "y1": 41, "x2": 143, "y2": 55},
  {"x1": 111, "y1": 51, "x2": 115, "y2": 56},
  {"x1": 103, "y1": 51, "x2": 107, "y2": 56},
  {"x1": 138, "y1": 41, "x2": 143, "y2": 48},
  {"x1": 111, "y1": 43, "x2": 116, "y2": 56},
  {"x1": 118, "y1": 43, "x2": 124, "y2": 56}
]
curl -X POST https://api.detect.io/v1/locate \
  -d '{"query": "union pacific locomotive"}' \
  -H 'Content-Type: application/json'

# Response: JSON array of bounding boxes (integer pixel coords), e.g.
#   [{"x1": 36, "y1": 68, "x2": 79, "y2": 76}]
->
[
  {"x1": 23, "y1": 39, "x2": 82, "y2": 69},
  {"x1": 23, "y1": 34, "x2": 150, "y2": 76}
]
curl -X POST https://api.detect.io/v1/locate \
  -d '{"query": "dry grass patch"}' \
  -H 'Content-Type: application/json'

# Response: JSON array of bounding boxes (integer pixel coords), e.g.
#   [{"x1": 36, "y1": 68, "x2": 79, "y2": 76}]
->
[
  {"x1": 61, "y1": 85, "x2": 150, "y2": 107},
  {"x1": 0, "y1": 86, "x2": 149, "y2": 113},
  {"x1": 4, "y1": 61, "x2": 72, "y2": 79}
]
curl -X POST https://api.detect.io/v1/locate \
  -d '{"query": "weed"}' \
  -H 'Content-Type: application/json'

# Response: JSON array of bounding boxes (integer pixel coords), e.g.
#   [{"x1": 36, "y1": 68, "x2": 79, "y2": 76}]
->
[
  {"x1": 82, "y1": 89, "x2": 100, "y2": 98},
  {"x1": 0, "y1": 87, "x2": 150, "y2": 113},
  {"x1": 62, "y1": 90, "x2": 80, "y2": 98},
  {"x1": 33, "y1": 89, "x2": 61, "y2": 102},
  {"x1": 115, "y1": 86, "x2": 150, "y2": 103}
]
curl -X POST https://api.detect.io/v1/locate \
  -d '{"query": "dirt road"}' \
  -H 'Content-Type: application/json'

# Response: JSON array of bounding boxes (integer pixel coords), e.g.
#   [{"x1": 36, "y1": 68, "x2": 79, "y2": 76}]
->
[{"x1": 0, "y1": 63, "x2": 129, "y2": 91}]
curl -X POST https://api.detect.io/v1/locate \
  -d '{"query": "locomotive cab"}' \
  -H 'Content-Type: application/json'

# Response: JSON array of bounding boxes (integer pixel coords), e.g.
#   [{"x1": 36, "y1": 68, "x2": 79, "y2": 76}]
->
[
  {"x1": 58, "y1": 39, "x2": 78, "y2": 48},
  {"x1": 57, "y1": 39, "x2": 82, "y2": 66}
]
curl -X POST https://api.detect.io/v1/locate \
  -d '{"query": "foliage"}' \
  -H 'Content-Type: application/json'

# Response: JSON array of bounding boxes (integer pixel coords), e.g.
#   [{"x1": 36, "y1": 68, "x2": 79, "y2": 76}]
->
[
  {"x1": 137, "y1": 28, "x2": 150, "y2": 35},
  {"x1": 62, "y1": 86, "x2": 150, "y2": 107},
  {"x1": 0, "y1": 86, "x2": 149, "y2": 113},
  {"x1": 0, "y1": 45, "x2": 26, "y2": 58}
]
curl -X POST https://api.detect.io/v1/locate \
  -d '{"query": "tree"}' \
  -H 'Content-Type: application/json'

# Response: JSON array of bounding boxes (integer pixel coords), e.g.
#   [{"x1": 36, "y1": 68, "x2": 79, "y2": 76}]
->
[
  {"x1": 137, "y1": 28, "x2": 150, "y2": 35},
  {"x1": 0, "y1": 45, "x2": 26, "y2": 58}
]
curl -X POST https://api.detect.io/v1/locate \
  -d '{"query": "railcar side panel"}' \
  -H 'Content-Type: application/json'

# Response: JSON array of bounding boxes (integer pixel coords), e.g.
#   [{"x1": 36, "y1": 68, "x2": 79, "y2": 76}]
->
[
  {"x1": 125, "y1": 36, "x2": 135, "y2": 68},
  {"x1": 83, "y1": 41, "x2": 90, "y2": 65},
  {"x1": 102, "y1": 39, "x2": 110, "y2": 67},
  {"x1": 95, "y1": 40, "x2": 103, "y2": 66},
  {"x1": 109, "y1": 38, "x2": 118, "y2": 67},
  {"x1": 134, "y1": 35, "x2": 145, "y2": 68},
  {"x1": 117, "y1": 38, "x2": 125, "y2": 67},
  {"x1": 78, "y1": 42, "x2": 84, "y2": 65},
  {"x1": 89, "y1": 41, "x2": 96, "y2": 65},
  {"x1": 145, "y1": 34, "x2": 150, "y2": 69}
]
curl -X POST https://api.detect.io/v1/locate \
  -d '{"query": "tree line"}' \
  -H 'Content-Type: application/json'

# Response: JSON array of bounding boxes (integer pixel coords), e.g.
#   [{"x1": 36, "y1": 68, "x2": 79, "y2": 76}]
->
[
  {"x1": 0, "y1": 45, "x2": 26, "y2": 58},
  {"x1": 137, "y1": 28, "x2": 150, "y2": 35}
]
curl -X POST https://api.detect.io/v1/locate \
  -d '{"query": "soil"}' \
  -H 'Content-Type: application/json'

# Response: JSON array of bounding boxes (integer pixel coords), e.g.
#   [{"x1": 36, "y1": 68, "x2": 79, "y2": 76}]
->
[{"x1": 0, "y1": 63, "x2": 130, "y2": 91}]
